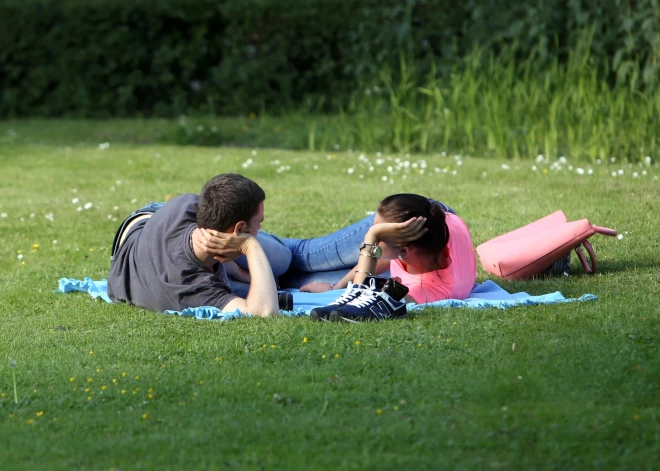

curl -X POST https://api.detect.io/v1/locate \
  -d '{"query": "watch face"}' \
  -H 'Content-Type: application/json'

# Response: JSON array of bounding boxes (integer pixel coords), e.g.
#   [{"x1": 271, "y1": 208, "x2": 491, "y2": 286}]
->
[{"x1": 372, "y1": 245, "x2": 382, "y2": 257}]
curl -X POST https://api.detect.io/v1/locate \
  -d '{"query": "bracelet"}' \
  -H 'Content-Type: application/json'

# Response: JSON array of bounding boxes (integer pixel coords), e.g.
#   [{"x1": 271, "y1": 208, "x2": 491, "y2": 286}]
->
[
  {"x1": 355, "y1": 270, "x2": 373, "y2": 276},
  {"x1": 359, "y1": 252, "x2": 378, "y2": 259},
  {"x1": 328, "y1": 283, "x2": 336, "y2": 290}
]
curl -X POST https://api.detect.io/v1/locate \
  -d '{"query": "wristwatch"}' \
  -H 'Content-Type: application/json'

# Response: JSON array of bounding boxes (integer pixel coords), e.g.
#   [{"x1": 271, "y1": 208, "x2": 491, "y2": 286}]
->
[{"x1": 359, "y1": 243, "x2": 382, "y2": 259}]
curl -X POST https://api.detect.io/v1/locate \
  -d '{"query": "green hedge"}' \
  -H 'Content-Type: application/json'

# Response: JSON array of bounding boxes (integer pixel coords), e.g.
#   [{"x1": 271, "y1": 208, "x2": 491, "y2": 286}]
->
[{"x1": 1, "y1": 0, "x2": 659, "y2": 117}]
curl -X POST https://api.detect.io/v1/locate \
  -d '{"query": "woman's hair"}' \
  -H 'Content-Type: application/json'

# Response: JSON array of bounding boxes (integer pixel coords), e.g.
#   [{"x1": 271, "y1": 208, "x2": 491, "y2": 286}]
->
[{"x1": 377, "y1": 193, "x2": 449, "y2": 256}]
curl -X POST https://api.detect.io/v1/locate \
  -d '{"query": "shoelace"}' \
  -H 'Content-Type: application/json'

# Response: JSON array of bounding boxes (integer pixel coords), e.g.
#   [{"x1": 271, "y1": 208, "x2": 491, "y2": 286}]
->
[
  {"x1": 329, "y1": 282, "x2": 360, "y2": 306},
  {"x1": 346, "y1": 289, "x2": 378, "y2": 308},
  {"x1": 330, "y1": 278, "x2": 376, "y2": 306}
]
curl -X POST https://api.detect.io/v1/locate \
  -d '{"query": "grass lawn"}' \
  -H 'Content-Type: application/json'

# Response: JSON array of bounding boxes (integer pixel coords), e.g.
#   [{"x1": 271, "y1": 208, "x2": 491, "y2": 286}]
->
[{"x1": 0, "y1": 120, "x2": 658, "y2": 470}]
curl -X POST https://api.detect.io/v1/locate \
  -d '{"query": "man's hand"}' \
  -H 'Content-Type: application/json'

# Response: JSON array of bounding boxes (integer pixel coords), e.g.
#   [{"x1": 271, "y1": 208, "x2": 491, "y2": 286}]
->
[
  {"x1": 192, "y1": 227, "x2": 253, "y2": 263},
  {"x1": 300, "y1": 281, "x2": 333, "y2": 293}
]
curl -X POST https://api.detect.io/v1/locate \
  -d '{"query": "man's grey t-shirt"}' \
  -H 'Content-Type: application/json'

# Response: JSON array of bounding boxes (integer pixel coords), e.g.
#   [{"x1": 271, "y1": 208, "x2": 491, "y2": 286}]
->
[{"x1": 107, "y1": 194, "x2": 236, "y2": 312}]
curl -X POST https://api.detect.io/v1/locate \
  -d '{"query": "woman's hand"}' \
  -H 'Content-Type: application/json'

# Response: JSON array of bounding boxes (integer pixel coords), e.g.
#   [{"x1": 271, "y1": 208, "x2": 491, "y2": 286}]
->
[
  {"x1": 192, "y1": 227, "x2": 253, "y2": 263},
  {"x1": 300, "y1": 281, "x2": 334, "y2": 293},
  {"x1": 367, "y1": 216, "x2": 427, "y2": 245}
]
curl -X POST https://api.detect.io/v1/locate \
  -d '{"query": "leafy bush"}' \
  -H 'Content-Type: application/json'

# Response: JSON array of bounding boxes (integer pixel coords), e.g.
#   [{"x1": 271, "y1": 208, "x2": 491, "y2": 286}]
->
[{"x1": 1, "y1": 0, "x2": 659, "y2": 117}]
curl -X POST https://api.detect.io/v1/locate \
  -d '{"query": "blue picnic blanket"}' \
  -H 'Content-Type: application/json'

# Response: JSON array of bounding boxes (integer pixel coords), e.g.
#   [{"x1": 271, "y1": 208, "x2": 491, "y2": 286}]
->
[{"x1": 56, "y1": 277, "x2": 597, "y2": 321}]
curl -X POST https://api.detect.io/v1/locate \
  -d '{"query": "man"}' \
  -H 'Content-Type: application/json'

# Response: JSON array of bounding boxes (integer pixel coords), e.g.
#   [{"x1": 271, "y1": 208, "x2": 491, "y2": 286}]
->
[{"x1": 107, "y1": 173, "x2": 284, "y2": 316}]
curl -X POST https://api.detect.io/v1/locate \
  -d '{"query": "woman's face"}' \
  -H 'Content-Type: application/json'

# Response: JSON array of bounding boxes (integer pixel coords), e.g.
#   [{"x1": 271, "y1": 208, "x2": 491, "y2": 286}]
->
[{"x1": 373, "y1": 212, "x2": 403, "y2": 260}]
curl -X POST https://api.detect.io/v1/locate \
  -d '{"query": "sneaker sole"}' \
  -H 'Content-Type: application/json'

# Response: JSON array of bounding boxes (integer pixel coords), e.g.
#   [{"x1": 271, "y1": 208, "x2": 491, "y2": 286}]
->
[{"x1": 310, "y1": 311, "x2": 331, "y2": 322}]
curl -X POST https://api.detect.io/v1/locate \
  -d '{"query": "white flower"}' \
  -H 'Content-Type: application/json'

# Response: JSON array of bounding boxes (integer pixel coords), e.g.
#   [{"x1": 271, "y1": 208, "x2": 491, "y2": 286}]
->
[
  {"x1": 558, "y1": 156, "x2": 567, "y2": 164},
  {"x1": 576, "y1": 168, "x2": 584, "y2": 175},
  {"x1": 381, "y1": 176, "x2": 388, "y2": 182},
  {"x1": 376, "y1": 159, "x2": 385, "y2": 165},
  {"x1": 84, "y1": 202, "x2": 93, "y2": 210},
  {"x1": 617, "y1": 234, "x2": 624, "y2": 240},
  {"x1": 610, "y1": 157, "x2": 616, "y2": 163},
  {"x1": 456, "y1": 160, "x2": 463, "y2": 166},
  {"x1": 196, "y1": 125, "x2": 204, "y2": 132},
  {"x1": 587, "y1": 169, "x2": 593, "y2": 175},
  {"x1": 113, "y1": 206, "x2": 119, "y2": 211},
  {"x1": 347, "y1": 168, "x2": 354, "y2": 175},
  {"x1": 368, "y1": 166, "x2": 374, "y2": 172},
  {"x1": 52, "y1": 240, "x2": 58, "y2": 245},
  {"x1": 451, "y1": 170, "x2": 457, "y2": 175},
  {"x1": 116, "y1": 180, "x2": 122, "y2": 185},
  {"x1": 110, "y1": 186, "x2": 116, "y2": 191},
  {"x1": 17, "y1": 254, "x2": 23, "y2": 260},
  {"x1": 633, "y1": 172, "x2": 639, "y2": 178},
  {"x1": 0, "y1": 212, "x2": 7, "y2": 218},
  {"x1": 251, "y1": 150, "x2": 257, "y2": 156},
  {"x1": 531, "y1": 165, "x2": 537, "y2": 171},
  {"x1": 29, "y1": 213, "x2": 35, "y2": 218},
  {"x1": 501, "y1": 164, "x2": 510, "y2": 170},
  {"x1": 72, "y1": 198, "x2": 80, "y2": 204},
  {"x1": 76, "y1": 207, "x2": 82, "y2": 212},
  {"x1": 376, "y1": 152, "x2": 382, "y2": 157},
  {"x1": 359, "y1": 174, "x2": 364, "y2": 179},
  {"x1": 618, "y1": 169, "x2": 624, "y2": 175},
  {"x1": 642, "y1": 170, "x2": 647, "y2": 175},
  {"x1": 312, "y1": 165, "x2": 318, "y2": 170},
  {"x1": 596, "y1": 159, "x2": 602, "y2": 165},
  {"x1": 535, "y1": 154, "x2": 545, "y2": 163},
  {"x1": 44, "y1": 213, "x2": 54, "y2": 222},
  {"x1": 99, "y1": 142, "x2": 110, "y2": 150},
  {"x1": 155, "y1": 153, "x2": 161, "y2": 158},
  {"x1": 131, "y1": 198, "x2": 137, "y2": 204},
  {"x1": 611, "y1": 172, "x2": 617, "y2": 177},
  {"x1": 72, "y1": 188, "x2": 78, "y2": 193},
  {"x1": 644, "y1": 156, "x2": 652, "y2": 166}
]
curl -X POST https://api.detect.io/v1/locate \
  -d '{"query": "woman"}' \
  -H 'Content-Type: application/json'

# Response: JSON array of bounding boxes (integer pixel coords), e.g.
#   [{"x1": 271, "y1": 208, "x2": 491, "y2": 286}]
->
[{"x1": 193, "y1": 194, "x2": 476, "y2": 303}]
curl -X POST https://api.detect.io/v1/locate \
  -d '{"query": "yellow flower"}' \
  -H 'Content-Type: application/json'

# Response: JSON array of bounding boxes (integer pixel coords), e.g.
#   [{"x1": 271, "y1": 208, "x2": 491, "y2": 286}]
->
[
  {"x1": 418, "y1": 343, "x2": 423, "y2": 347},
  {"x1": 89, "y1": 351, "x2": 94, "y2": 355},
  {"x1": 69, "y1": 377, "x2": 75, "y2": 382},
  {"x1": 96, "y1": 368, "x2": 101, "y2": 373},
  {"x1": 112, "y1": 379, "x2": 117, "y2": 384},
  {"x1": 142, "y1": 413, "x2": 148, "y2": 420},
  {"x1": 215, "y1": 357, "x2": 222, "y2": 361},
  {"x1": 376, "y1": 409, "x2": 382, "y2": 415},
  {"x1": 241, "y1": 125, "x2": 248, "y2": 132},
  {"x1": 32, "y1": 243, "x2": 39, "y2": 249},
  {"x1": 355, "y1": 341, "x2": 360, "y2": 346},
  {"x1": 121, "y1": 390, "x2": 127, "y2": 395},
  {"x1": 148, "y1": 394, "x2": 154, "y2": 399},
  {"x1": 135, "y1": 376, "x2": 140, "y2": 380},
  {"x1": 334, "y1": 353, "x2": 339, "y2": 358},
  {"x1": 27, "y1": 419, "x2": 34, "y2": 424},
  {"x1": 87, "y1": 396, "x2": 92, "y2": 401},
  {"x1": 321, "y1": 355, "x2": 326, "y2": 359},
  {"x1": 303, "y1": 337, "x2": 308, "y2": 343},
  {"x1": 393, "y1": 406, "x2": 399, "y2": 411},
  {"x1": 249, "y1": 112, "x2": 257, "y2": 119},
  {"x1": 271, "y1": 344, "x2": 276, "y2": 349},
  {"x1": 634, "y1": 414, "x2": 641, "y2": 420},
  {"x1": 36, "y1": 411, "x2": 44, "y2": 417},
  {"x1": 199, "y1": 380, "x2": 204, "y2": 385},
  {"x1": 148, "y1": 388, "x2": 153, "y2": 393},
  {"x1": 101, "y1": 385, "x2": 107, "y2": 391},
  {"x1": 87, "y1": 378, "x2": 93, "y2": 383},
  {"x1": 85, "y1": 388, "x2": 90, "y2": 393},
  {"x1": 121, "y1": 372, "x2": 127, "y2": 377}
]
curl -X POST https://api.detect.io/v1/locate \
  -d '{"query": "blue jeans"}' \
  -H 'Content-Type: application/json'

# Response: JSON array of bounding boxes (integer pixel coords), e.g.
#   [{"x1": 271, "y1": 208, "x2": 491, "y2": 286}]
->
[{"x1": 235, "y1": 200, "x2": 456, "y2": 292}]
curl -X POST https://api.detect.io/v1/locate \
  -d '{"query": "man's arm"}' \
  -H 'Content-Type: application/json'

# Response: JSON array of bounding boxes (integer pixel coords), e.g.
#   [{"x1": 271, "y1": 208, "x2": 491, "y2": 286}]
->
[{"x1": 222, "y1": 237, "x2": 279, "y2": 316}]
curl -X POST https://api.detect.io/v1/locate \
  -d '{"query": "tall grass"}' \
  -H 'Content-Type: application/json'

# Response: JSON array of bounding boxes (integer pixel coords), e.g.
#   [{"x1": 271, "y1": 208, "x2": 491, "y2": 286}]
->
[{"x1": 170, "y1": 31, "x2": 658, "y2": 163}]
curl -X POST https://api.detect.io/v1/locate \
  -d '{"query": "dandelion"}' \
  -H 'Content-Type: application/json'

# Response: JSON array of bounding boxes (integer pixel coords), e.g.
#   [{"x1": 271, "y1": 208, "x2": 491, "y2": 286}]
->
[
  {"x1": 393, "y1": 405, "x2": 399, "y2": 411},
  {"x1": 72, "y1": 198, "x2": 80, "y2": 204},
  {"x1": 271, "y1": 344, "x2": 276, "y2": 349},
  {"x1": 376, "y1": 409, "x2": 382, "y2": 415},
  {"x1": 121, "y1": 390, "x2": 127, "y2": 395},
  {"x1": 321, "y1": 355, "x2": 326, "y2": 360},
  {"x1": 27, "y1": 419, "x2": 34, "y2": 424},
  {"x1": 17, "y1": 254, "x2": 23, "y2": 261},
  {"x1": 199, "y1": 380, "x2": 204, "y2": 385},
  {"x1": 84, "y1": 202, "x2": 93, "y2": 210},
  {"x1": 87, "y1": 378, "x2": 93, "y2": 383},
  {"x1": 634, "y1": 414, "x2": 641, "y2": 420},
  {"x1": 32, "y1": 243, "x2": 39, "y2": 249},
  {"x1": 96, "y1": 368, "x2": 101, "y2": 373},
  {"x1": 142, "y1": 413, "x2": 148, "y2": 420},
  {"x1": 576, "y1": 168, "x2": 584, "y2": 175},
  {"x1": 303, "y1": 337, "x2": 308, "y2": 343},
  {"x1": 121, "y1": 372, "x2": 127, "y2": 377},
  {"x1": 69, "y1": 377, "x2": 75, "y2": 382},
  {"x1": 101, "y1": 385, "x2": 107, "y2": 391},
  {"x1": 135, "y1": 376, "x2": 140, "y2": 380},
  {"x1": 89, "y1": 351, "x2": 94, "y2": 355},
  {"x1": 355, "y1": 341, "x2": 360, "y2": 346},
  {"x1": 617, "y1": 234, "x2": 624, "y2": 240},
  {"x1": 0, "y1": 213, "x2": 7, "y2": 218},
  {"x1": 36, "y1": 411, "x2": 43, "y2": 417},
  {"x1": 334, "y1": 353, "x2": 339, "y2": 358}
]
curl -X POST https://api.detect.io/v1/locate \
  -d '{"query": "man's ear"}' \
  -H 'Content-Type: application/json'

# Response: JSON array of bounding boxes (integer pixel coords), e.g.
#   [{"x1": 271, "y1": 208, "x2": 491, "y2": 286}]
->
[{"x1": 232, "y1": 221, "x2": 245, "y2": 234}]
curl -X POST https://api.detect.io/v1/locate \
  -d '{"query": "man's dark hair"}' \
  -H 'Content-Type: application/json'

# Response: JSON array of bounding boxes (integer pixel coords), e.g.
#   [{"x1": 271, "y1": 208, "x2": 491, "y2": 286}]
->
[{"x1": 196, "y1": 174, "x2": 266, "y2": 231}]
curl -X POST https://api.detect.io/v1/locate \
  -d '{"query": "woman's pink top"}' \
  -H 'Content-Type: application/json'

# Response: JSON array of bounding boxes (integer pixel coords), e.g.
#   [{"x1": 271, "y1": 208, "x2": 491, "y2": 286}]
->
[{"x1": 389, "y1": 213, "x2": 476, "y2": 303}]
